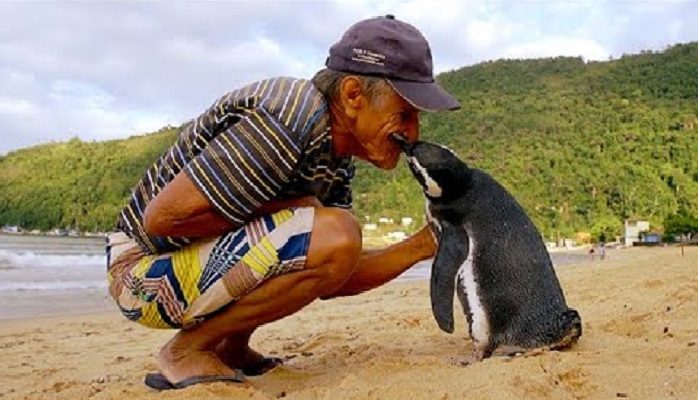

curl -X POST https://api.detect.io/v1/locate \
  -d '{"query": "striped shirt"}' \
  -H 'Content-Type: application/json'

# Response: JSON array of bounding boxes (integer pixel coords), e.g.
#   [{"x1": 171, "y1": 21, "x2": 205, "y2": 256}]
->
[{"x1": 116, "y1": 77, "x2": 354, "y2": 254}]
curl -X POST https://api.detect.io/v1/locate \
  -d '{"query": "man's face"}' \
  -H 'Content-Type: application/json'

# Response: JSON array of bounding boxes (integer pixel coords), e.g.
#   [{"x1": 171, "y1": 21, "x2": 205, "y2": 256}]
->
[{"x1": 352, "y1": 86, "x2": 420, "y2": 170}]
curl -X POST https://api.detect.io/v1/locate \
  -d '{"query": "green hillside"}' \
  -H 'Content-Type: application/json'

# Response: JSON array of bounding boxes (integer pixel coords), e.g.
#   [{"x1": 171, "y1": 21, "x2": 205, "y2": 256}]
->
[
  {"x1": 354, "y1": 43, "x2": 698, "y2": 240},
  {"x1": 1, "y1": 43, "x2": 697, "y2": 240},
  {"x1": 0, "y1": 128, "x2": 178, "y2": 232}
]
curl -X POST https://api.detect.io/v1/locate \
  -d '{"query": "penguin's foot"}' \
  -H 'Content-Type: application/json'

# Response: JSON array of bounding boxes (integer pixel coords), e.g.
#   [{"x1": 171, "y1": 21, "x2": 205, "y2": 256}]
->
[
  {"x1": 548, "y1": 324, "x2": 582, "y2": 351},
  {"x1": 449, "y1": 349, "x2": 486, "y2": 366},
  {"x1": 505, "y1": 325, "x2": 581, "y2": 359},
  {"x1": 520, "y1": 347, "x2": 549, "y2": 358},
  {"x1": 499, "y1": 343, "x2": 568, "y2": 361}
]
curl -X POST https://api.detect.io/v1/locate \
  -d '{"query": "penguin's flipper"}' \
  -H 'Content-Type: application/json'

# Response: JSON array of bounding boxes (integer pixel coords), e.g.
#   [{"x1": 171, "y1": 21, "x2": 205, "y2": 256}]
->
[{"x1": 430, "y1": 221, "x2": 469, "y2": 334}]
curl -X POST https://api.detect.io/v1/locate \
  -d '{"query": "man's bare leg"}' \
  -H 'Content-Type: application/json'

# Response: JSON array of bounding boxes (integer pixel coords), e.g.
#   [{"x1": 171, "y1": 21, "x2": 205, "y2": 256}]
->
[
  {"x1": 214, "y1": 329, "x2": 282, "y2": 375},
  {"x1": 214, "y1": 329, "x2": 257, "y2": 368},
  {"x1": 212, "y1": 224, "x2": 437, "y2": 369},
  {"x1": 156, "y1": 208, "x2": 362, "y2": 384}
]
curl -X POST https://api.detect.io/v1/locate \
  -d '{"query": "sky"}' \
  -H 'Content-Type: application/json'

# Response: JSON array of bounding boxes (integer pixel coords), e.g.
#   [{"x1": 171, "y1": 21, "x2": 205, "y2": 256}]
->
[{"x1": 1, "y1": 0, "x2": 697, "y2": 155}]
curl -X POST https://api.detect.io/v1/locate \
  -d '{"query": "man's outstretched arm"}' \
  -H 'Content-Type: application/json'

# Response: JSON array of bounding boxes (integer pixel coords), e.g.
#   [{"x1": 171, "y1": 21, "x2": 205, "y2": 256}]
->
[{"x1": 321, "y1": 224, "x2": 437, "y2": 298}]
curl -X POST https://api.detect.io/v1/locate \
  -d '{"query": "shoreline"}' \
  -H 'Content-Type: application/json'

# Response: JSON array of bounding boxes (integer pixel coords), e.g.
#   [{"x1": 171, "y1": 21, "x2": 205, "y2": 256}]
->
[
  {"x1": 4, "y1": 230, "x2": 661, "y2": 252},
  {"x1": 0, "y1": 231, "x2": 597, "y2": 322},
  {"x1": 0, "y1": 245, "x2": 650, "y2": 322},
  {"x1": 0, "y1": 289, "x2": 114, "y2": 322},
  {"x1": 0, "y1": 248, "x2": 595, "y2": 322},
  {"x1": 0, "y1": 231, "x2": 106, "y2": 239}
]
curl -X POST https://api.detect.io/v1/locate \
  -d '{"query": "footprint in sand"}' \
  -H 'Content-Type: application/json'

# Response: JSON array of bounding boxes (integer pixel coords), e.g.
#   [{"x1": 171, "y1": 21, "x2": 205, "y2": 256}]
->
[
  {"x1": 601, "y1": 312, "x2": 652, "y2": 338},
  {"x1": 642, "y1": 279, "x2": 665, "y2": 289},
  {"x1": 665, "y1": 283, "x2": 698, "y2": 306}
]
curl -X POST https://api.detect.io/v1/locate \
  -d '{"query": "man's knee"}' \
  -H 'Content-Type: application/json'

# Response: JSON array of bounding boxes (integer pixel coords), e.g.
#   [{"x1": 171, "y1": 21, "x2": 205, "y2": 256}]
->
[{"x1": 306, "y1": 207, "x2": 362, "y2": 290}]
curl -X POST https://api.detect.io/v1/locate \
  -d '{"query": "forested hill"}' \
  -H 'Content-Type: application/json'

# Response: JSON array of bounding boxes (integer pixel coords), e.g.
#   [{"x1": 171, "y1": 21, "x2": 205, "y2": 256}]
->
[{"x1": 1, "y1": 42, "x2": 697, "y2": 240}]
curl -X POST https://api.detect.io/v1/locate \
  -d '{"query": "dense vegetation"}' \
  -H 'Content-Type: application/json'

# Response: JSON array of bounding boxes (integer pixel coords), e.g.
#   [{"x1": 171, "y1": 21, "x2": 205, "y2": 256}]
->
[
  {"x1": 663, "y1": 212, "x2": 698, "y2": 242},
  {"x1": 0, "y1": 128, "x2": 178, "y2": 232},
  {"x1": 1, "y1": 43, "x2": 697, "y2": 241},
  {"x1": 354, "y1": 42, "x2": 698, "y2": 241}
]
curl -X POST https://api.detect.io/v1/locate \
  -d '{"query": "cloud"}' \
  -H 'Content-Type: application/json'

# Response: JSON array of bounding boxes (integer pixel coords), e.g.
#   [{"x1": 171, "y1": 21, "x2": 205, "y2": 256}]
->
[
  {"x1": 0, "y1": 98, "x2": 38, "y2": 115},
  {"x1": 0, "y1": 1, "x2": 696, "y2": 154},
  {"x1": 0, "y1": 75, "x2": 178, "y2": 151}
]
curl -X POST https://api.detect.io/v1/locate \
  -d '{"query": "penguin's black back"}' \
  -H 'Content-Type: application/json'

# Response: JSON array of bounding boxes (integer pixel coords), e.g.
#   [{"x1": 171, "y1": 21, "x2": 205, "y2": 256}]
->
[{"x1": 438, "y1": 168, "x2": 571, "y2": 348}]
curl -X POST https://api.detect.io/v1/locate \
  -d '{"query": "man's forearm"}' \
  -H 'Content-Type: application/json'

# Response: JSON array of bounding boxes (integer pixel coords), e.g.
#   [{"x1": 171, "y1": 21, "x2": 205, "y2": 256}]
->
[
  {"x1": 251, "y1": 196, "x2": 322, "y2": 218},
  {"x1": 145, "y1": 195, "x2": 321, "y2": 238},
  {"x1": 323, "y1": 225, "x2": 436, "y2": 298},
  {"x1": 155, "y1": 209, "x2": 238, "y2": 237}
]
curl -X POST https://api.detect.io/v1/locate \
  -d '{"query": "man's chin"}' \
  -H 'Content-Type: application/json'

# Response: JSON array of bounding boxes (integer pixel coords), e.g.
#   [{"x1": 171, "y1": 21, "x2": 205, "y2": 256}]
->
[{"x1": 371, "y1": 155, "x2": 400, "y2": 170}]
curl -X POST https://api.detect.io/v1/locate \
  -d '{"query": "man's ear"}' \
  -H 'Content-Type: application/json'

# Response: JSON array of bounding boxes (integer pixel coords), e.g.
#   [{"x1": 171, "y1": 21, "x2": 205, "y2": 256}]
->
[{"x1": 339, "y1": 76, "x2": 364, "y2": 120}]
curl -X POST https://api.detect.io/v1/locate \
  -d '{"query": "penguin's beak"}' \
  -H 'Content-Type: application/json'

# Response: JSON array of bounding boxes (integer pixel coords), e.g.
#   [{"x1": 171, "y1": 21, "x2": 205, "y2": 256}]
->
[{"x1": 390, "y1": 133, "x2": 414, "y2": 155}]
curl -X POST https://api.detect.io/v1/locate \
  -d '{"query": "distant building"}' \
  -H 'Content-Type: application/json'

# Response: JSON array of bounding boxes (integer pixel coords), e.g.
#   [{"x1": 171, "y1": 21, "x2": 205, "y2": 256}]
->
[
  {"x1": 640, "y1": 232, "x2": 661, "y2": 244},
  {"x1": 623, "y1": 219, "x2": 650, "y2": 245},
  {"x1": 2, "y1": 226, "x2": 19, "y2": 233},
  {"x1": 384, "y1": 231, "x2": 407, "y2": 242}
]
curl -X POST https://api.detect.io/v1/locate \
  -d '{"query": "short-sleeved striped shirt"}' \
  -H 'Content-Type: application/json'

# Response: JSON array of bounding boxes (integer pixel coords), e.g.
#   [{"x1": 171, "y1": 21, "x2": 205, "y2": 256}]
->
[{"x1": 116, "y1": 77, "x2": 354, "y2": 255}]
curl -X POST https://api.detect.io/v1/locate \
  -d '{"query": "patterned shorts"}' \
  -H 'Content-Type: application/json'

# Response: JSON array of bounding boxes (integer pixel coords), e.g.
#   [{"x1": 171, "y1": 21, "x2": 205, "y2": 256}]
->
[{"x1": 106, "y1": 207, "x2": 315, "y2": 329}]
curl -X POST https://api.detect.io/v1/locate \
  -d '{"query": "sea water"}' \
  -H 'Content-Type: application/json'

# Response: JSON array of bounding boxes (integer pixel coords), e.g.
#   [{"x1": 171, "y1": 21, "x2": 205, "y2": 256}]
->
[
  {"x1": 0, "y1": 233, "x2": 110, "y2": 319},
  {"x1": 0, "y1": 233, "x2": 588, "y2": 319}
]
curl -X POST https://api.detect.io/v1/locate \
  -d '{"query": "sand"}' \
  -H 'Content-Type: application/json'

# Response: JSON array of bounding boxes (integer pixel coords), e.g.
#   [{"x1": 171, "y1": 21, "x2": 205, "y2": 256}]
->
[{"x1": 0, "y1": 246, "x2": 696, "y2": 400}]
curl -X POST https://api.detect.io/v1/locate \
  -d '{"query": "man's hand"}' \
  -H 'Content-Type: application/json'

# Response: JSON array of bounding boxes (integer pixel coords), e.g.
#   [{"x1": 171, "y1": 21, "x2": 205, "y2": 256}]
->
[{"x1": 411, "y1": 224, "x2": 438, "y2": 260}]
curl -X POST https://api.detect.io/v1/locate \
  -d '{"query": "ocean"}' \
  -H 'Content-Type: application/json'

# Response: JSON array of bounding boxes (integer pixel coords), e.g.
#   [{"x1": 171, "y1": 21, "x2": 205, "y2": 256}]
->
[
  {"x1": 0, "y1": 233, "x2": 588, "y2": 320},
  {"x1": 0, "y1": 233, "x2": 112, "y2": 320}
]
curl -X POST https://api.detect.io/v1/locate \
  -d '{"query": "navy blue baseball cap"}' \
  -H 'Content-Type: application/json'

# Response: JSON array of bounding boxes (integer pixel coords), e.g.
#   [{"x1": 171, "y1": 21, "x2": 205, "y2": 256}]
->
[{"x1": 326, "y1": 15, "x2": 460, "y2": 111}]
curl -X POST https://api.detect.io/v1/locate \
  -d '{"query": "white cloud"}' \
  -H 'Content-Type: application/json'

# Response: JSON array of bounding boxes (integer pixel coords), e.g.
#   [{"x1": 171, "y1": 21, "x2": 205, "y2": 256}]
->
[
  {"x1": 0, "y1": 1, "x2": 696, "y2": 154},
  {"x1": 0, "y1": 98, "x2": 38, "y2": 115},
  {"x1": 466, "y1": 20, "x2": 499, "y2": 49}
]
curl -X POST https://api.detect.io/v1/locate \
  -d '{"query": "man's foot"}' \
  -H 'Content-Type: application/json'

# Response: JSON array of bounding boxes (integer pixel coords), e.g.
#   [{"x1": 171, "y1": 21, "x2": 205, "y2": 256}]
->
[
  {"x1": 215, "y1": 337, "x2": 283, "y2": 376},
  {"x1": 144, "y1": 371, "x2": 244, "y2": 391},
  {"x1": 239, "y1": 356, "x2": 284, "y2": 376},
  {"x1": 156, "y1": 335, "x2": 245, "y2": 387}
]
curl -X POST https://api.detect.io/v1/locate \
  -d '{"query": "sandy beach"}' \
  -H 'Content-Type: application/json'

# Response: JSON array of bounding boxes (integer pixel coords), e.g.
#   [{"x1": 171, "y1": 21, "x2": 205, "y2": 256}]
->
[{"x1": 0, "y1": 246, "x2": 696, "y2": 400}]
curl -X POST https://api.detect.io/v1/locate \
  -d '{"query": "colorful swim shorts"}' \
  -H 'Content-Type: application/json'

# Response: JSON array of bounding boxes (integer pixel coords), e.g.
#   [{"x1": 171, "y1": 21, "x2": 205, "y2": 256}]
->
[{"x1": 106, "y1": 207, "x2": 314, "y2": 329}]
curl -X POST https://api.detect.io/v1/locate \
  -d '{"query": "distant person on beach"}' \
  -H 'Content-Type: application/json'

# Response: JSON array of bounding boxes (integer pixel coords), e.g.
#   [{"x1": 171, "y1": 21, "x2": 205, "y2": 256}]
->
[
  {"x1": 105, "y1": 15, "x2": 459, "y2": 389},
  {"x1": 599, "y1": 242, "x2": 606, "y2": 261}
]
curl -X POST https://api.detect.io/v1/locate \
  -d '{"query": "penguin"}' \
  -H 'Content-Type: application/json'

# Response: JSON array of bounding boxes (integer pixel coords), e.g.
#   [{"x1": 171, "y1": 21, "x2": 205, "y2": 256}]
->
[{"x1": 391, "y1": 134, "x2": 582, "y2": 364}]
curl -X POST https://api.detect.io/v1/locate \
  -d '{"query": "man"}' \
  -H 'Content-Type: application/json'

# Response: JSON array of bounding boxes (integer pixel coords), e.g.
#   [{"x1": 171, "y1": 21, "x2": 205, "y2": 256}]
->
[{"x1": 106, "y1": 15, "x2": 460, "y2": 390}]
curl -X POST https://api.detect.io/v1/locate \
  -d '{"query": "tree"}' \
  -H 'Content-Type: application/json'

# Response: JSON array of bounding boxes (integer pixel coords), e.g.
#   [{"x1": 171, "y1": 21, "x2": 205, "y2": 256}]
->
[
  {"x1": 663, "y1": 212, "x2": 698, "y2": 242},
  {"x1": 590, "y1": 215, "x2": 622, "y2": 243}
]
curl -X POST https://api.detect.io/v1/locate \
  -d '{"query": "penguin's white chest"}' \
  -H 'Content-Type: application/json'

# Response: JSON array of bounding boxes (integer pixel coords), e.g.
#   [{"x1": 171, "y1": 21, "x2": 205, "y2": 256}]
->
[
  {"x1": 457, "y1": 236, "x2": 490, "y2": 346},
  {"x1": 424, "y1": 199, "x2": 442, "y2": 238}
]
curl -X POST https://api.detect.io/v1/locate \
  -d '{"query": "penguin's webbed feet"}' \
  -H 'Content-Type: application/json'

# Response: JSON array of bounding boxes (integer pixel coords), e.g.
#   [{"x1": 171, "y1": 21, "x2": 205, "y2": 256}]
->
[{"x1": 448, "y1": 349, "x2": 486, "y2": 366}]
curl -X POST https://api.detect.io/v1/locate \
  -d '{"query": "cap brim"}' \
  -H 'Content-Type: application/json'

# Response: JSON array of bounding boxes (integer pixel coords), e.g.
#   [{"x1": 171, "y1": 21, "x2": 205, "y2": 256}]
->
[{"x1": 387, "y1": 80, "x2": 460, "y2": 112}]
